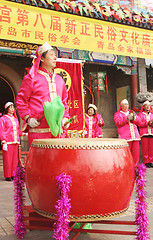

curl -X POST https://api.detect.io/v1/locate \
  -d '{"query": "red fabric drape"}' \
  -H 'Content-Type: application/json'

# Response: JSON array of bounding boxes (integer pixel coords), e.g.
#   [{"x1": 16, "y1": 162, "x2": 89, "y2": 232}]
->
[{"x1": 55, "y1": 62, "x2": 83, "y2": 130}]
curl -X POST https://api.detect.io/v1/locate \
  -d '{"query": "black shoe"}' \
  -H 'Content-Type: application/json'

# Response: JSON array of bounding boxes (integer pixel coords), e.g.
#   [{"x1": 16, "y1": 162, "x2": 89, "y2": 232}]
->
[
  {"x1": 11, "y1": 176, "x2": 14, "y2": 180},
  {"x1": 5, "y1": 177, "x2": 12, "y2": 181},
  {"x1": 150, "y1": 163, "x2": 153, "y2": 168},
  {"x1": 145, "y1": 163, "x2": 151, "y2": 168}
]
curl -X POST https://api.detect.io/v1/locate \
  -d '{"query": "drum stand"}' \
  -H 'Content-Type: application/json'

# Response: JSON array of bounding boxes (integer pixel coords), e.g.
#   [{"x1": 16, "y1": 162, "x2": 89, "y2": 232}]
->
[
  {"x1": 21, "y1": 151, "x2": 146, "y2": 239},
  {"x1": 24, "y1": 205, "x2": 136, "y2": 239}
]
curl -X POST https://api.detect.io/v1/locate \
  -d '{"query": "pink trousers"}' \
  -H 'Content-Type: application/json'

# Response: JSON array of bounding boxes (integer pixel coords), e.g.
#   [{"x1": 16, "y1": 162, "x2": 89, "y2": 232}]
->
[
  {"x1": 128, "y1": 141, "x2": 139, "y2": 167},
  {"x1": 141, "y1": 137, "x2": 153, "y2": 164},
  {"x1": 2, "y1": 144, "x2": 19, "y2": 178}
]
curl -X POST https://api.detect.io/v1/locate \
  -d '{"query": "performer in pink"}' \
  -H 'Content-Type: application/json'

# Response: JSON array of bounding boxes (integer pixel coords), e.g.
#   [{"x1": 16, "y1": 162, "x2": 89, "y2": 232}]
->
[
  {"x1": 138, "y1": 100, "x2": 153, "y2": 168},
  {"x1": 96, "y1": 113, "x2": 105, "y2": 138},
  {"x1": 16, "y1": 42, "x2": 69, "y2": 146},
  {"x1": 85, "y1": 104, "x2": 105, "y2": 138},
  {"x1": 0, "y1": 102, "x2": 24, "y2": 181},
  {"x1": 114, "y1": 99, "x2": 140, "y2": 167}
]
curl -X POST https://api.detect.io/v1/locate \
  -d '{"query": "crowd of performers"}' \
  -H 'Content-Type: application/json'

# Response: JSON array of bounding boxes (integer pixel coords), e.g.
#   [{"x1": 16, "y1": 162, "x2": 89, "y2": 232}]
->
[
  {"x1": 114, "y1": 99, "x2": 153, "y2": 168},
  {"x1": 0, "y1": 42, "x2": 153, "y2": 181}
]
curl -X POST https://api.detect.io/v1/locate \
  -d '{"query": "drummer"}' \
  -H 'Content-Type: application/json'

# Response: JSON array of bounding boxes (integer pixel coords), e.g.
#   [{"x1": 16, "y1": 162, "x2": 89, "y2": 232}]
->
[
  {"x1": 114, "y1": 99, "x2": 140, "y2": 167},
  {"x1": 85, "y1": 104, "x2": 105, "y2": 138},
  {"x1": 16, "y1": 42, "x2": 69, "y2": 146}
]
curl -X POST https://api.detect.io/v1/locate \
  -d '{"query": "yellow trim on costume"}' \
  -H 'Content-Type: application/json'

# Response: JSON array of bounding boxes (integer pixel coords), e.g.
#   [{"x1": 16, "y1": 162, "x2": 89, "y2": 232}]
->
[
  {"x1": 129, "y1": 122, "x2": 135, "y2": 139},
  {"x1": 142, "y1": 112, "x2": 152, "y2": 135},
  {"x1": 88, "y1": 115, "x2": 93, "y2": 138},
  {"x1": 38, "y1": 70, "x2": 57, "y2": 101},
  {"x1": 67, "y1": 130, "x2": 84, "y2": 138},
  {"x1": 5, "y1": 115, "x2": 18, "y2": 143},
  {"x1": 120, "y1": 110, "x2": 129, "y2": 116},
  {"x1": 120, "y1": 110, "x2": 137, "y2": 140},
  {"x1": 29, "y1": 128, "x2": 51, "y2": 133}
]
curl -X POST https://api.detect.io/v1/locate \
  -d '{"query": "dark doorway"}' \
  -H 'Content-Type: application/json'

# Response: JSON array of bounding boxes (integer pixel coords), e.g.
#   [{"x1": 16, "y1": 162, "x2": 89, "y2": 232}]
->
[
  {"x1": 0, "y1": 76, "x2": 15, "y2": 150},
  {"x1": 146, "y1": 66, "x2": 153, "y2": 92},
  {"x1": 84, "y1": 84, "x2": 95, "y2": 113},
  {"x1": 0, "y1": 76, "x2": 15, "y2": 114}
]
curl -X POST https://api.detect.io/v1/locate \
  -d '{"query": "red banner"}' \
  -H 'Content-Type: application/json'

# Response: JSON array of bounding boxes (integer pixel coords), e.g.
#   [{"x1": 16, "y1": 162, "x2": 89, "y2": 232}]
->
[{"x1": 55, "y1": 61, "x2": 84, "y2": 131}]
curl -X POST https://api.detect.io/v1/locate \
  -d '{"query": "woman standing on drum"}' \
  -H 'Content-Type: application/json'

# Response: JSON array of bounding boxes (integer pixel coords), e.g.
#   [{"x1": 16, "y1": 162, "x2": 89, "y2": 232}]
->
[
  {"x1": 138, "y1": 100, "x2": 153, "y2": 168},
  {"x1": 85, "y1": 104, "x2": 105, "y2": 138},
  {"x1": 114, "y1": 99, "x2": 140, "y2": 167},
  {"x1": 0, "y1": 102, "x2": 24, "y2": 181}
]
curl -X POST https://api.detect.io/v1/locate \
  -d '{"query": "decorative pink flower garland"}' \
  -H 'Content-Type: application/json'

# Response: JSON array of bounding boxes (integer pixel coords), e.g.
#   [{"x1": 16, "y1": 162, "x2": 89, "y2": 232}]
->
[
  {"x1": 53, "y1": 172, "x2": 72, "y2": 240},
  {"x1": 13, "y1": 165, "x2": 26, "y2": 239},
  {"x1": 135, "y1": 164, "x2": 150, "y2": 240}
]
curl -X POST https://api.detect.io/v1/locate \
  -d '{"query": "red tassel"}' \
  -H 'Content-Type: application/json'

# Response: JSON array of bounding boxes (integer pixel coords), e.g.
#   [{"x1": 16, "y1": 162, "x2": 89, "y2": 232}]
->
[
  {"x1": 24, "y1": 67, "x2": 30, "y2": 76},
  {"x1": 133, "y1": 107, "x2": 140, "y2": 112},
  {"x1": 105, "y1": 73, "x2": 108, "y2": 94}
]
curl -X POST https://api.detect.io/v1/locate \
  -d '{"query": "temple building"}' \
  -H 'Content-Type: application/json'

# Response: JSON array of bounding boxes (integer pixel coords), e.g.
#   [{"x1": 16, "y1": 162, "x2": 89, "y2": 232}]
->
[{"x1": 0, "y1": 0, "x2": 153, "y2": 149}]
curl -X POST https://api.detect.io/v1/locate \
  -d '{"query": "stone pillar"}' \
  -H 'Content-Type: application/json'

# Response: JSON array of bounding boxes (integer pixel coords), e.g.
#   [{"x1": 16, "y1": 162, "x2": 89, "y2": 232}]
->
[
  {"x1": 131, "y1": 59, "x2": 138, "y2": 108},
  {"x1": 137, "y1": 58, "x2": 147, "y2": 93},
  {"x1": 131, "y1": 75, "x2": 138, "y2": 108}
]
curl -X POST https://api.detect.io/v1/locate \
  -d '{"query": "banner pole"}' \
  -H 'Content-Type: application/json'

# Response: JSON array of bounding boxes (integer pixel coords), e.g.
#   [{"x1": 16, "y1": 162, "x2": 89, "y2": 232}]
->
[{"x1": 81, "y1": 63, "x2": 85, "y2": 138}]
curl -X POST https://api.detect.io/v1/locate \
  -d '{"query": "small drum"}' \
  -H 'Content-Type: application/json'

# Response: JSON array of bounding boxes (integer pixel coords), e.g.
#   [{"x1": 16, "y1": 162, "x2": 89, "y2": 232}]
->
[{"x1": 25, "y1": 138, "x2": 135, "y2": 222}]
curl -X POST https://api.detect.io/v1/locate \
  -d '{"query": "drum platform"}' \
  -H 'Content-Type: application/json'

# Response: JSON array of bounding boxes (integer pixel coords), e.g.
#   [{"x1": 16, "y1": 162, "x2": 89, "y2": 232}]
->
[{"x1": 24, "y1": 205, "x2": 136, "y2": 239}]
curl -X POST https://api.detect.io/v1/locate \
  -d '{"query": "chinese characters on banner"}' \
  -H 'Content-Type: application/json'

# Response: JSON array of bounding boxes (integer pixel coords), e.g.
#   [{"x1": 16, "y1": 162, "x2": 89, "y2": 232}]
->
[
  {"x1": 55, "y1": 62, "x2": 84, "y2": 131},
  {"x1": 0, "y1": 0, "x2": 153, "y2": 59}
]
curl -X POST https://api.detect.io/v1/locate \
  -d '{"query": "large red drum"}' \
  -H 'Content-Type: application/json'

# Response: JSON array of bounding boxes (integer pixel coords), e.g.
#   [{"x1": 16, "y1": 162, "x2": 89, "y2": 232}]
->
[{"x1": 25, "y1": 138, "x2": 135, "y2": 222}]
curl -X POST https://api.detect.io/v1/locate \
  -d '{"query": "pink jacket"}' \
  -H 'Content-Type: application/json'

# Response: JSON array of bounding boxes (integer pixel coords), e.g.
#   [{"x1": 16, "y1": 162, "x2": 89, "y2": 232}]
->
[
  {"x1": 85, "y1": 113, "x2": 104, "y2": 138},
  {"x1": 96, "y1": 113, "x2": 105, "y2": 137},
  {"x1": 114, "y1": 110, "x2": 140, "y2": 142},
  {"x1": 138, "y1": 111, "x2": 153, "y2": 137},
  {"x1": 16, "y1": 67, "x2": 69, "y2": 130},
  {"x1": 0, "y1": 114, "x2": 22, "y2": 144}
]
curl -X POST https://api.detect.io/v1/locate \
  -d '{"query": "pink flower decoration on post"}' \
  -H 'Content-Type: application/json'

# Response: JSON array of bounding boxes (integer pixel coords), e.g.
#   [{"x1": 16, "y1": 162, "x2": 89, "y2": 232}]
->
[
  {"x1": 135, "y1": 164, "x2": 150, "y2": 240},
  {"x1": 13, "y1": 165, "x2": 26, "y2": 239},
  {"x1": 53, "y1": 172, "x2": 72, "y2": 240}
]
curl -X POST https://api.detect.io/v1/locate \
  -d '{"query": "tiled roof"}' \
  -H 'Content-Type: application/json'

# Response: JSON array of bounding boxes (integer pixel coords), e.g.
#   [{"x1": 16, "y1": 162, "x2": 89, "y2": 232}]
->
[{"x1": 6, "y1": 0, "x2": 153, "y2": 29}]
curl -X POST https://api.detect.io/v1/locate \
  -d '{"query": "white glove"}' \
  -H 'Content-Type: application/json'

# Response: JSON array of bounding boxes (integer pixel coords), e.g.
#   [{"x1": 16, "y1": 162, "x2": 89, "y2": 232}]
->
[
  {"x1": 28, "y1": 118, "x2": 40, "y2": 128},
  {"x1": 62, "y1": 118, "x2": 70, "y2": 129},
  {"x1": 22, "y1": 132, "x2": 28, "y2": 136},
  {"x1": 3, "y1": 143, "x2": 8, "y2": 151},
  {"x1": 127, "y1": 113, "x2": 134, "y2": 121}
]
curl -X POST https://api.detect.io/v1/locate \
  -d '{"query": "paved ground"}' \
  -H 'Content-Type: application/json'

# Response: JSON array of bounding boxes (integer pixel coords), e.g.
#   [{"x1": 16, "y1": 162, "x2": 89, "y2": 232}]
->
[{"x1": 0, "y1": 155, "x2": 153, "y2": 240}]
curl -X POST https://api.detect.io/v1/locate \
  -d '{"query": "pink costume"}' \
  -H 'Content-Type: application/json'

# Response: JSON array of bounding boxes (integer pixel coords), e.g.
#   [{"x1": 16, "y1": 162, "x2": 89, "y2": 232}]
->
[
  {"x1": 114, "y1": 110, "x2": 140, "y2": 167},
  {"x1": 16, "y1": 67, "x2": 69, "y2": 146},
  {"x1": 85, "y1": 113, "x2": 104, "y2": 138},
  {"x1": 138, "y1": 111, "x2": 153, "y2": 164},
  {"x1": 96, "y1": 113, "x2": 105, "y2": 137},
  {"x1": 0, "y1": 114, "x2": 22, "y2": 178}
]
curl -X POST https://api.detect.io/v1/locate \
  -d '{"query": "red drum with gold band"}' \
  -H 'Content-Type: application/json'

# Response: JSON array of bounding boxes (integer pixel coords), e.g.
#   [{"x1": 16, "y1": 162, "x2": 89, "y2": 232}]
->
[{"x1": 25, "y1": 138, "x2": 135, "y2": 222}]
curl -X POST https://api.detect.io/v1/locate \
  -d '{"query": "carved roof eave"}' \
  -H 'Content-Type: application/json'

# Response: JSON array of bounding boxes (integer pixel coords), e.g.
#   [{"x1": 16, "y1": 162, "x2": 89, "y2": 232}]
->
[{"x1": 6, "y1": 0, "x2": 153, "y2": 30}]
